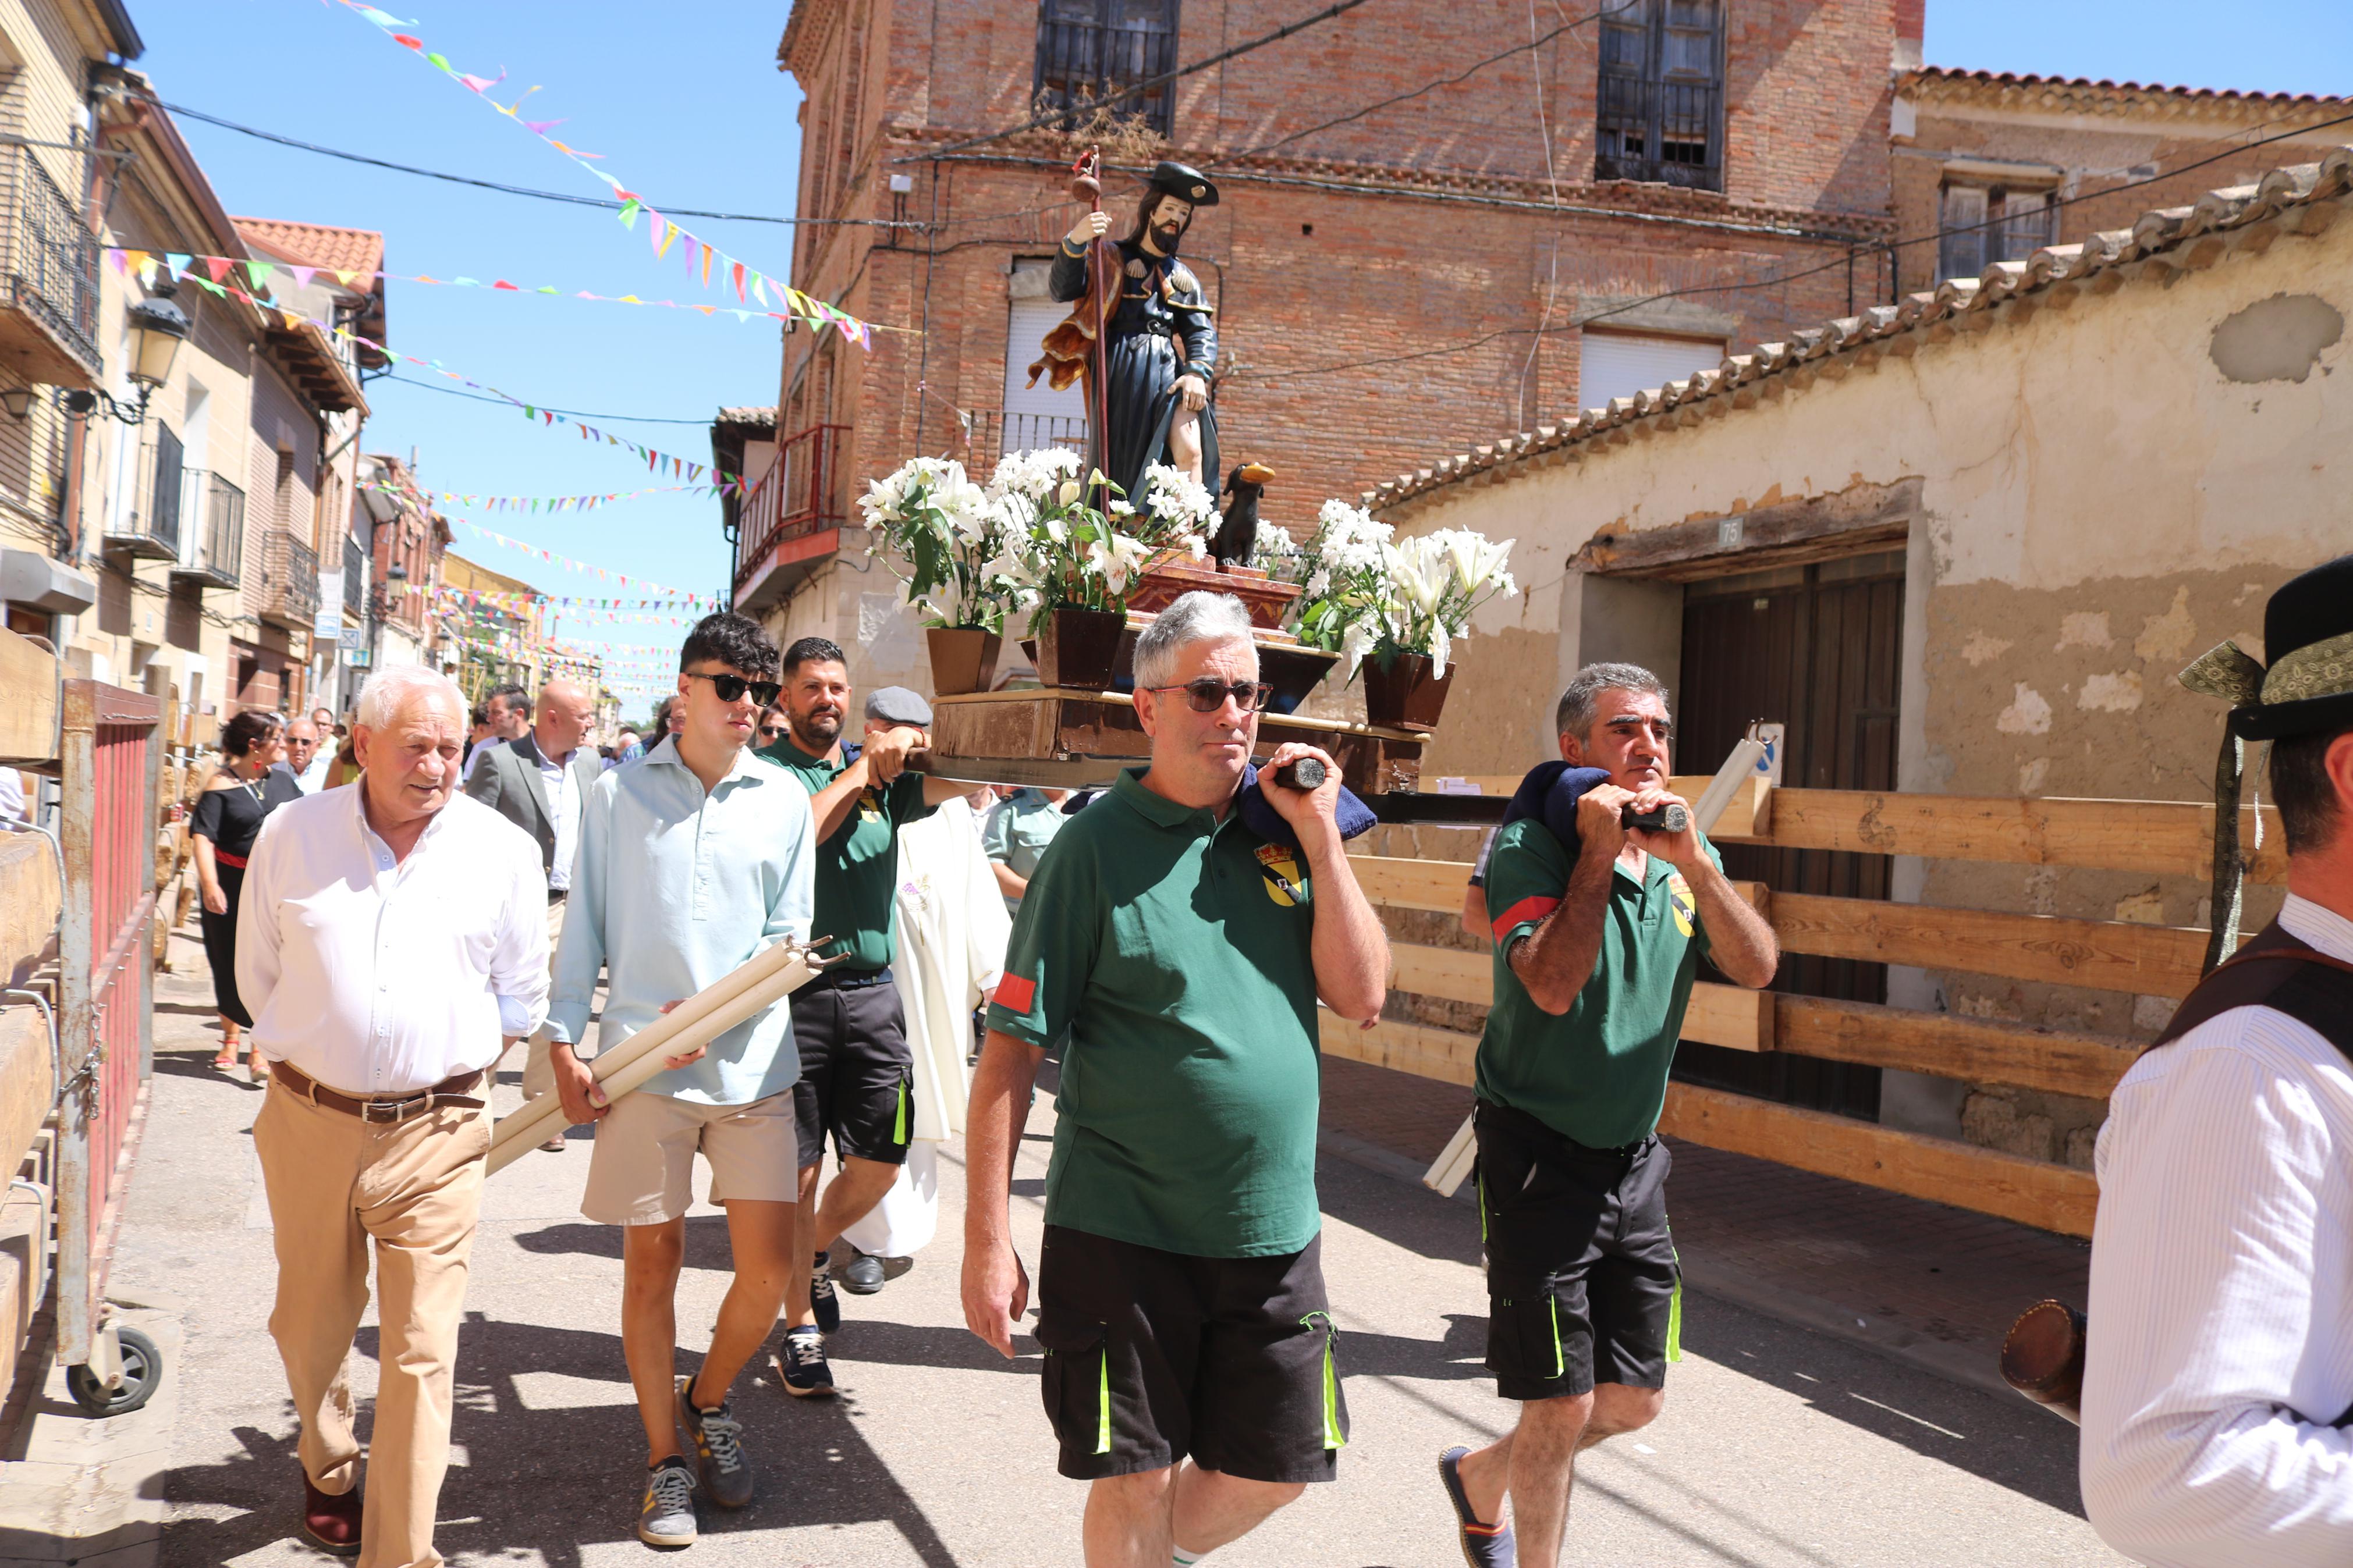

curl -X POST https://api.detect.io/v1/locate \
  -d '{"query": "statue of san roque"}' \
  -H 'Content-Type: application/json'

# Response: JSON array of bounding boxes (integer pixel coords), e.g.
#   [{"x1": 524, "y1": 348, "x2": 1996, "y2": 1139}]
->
[{"x1": 1029, "y1": 161, "x2": 1222, "y2": 504}]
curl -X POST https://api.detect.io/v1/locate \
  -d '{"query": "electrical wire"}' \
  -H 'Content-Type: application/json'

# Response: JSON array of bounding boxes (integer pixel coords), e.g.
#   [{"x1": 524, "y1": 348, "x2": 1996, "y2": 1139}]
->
[
  {"x1": 1211, "y1": 0, "x2": 1631, "y2": 165},
  {"x1": 1242, "y1": 105, "x2": 2353, "y2": 383},
  {"x1": 147, "y1": 97, "x2": 906, "y2": 229},
  {"x1": 381, "y1": 373, "x2": 722, "y2": 425},
  {"x1": 898, "y1": 0, "x2": 1379, "y2": 164}
]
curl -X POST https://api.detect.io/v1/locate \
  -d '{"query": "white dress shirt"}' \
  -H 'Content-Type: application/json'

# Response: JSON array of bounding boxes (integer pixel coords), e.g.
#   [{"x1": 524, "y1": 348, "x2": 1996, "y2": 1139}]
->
[
  {"x1": 297, "y1": 752, "x2": 335, "y2": 794},
  {"x1": 236, "y1": 785, "x2": 551, "y2": 1096},
  {"x1": 537, "y1": 745, "x2": 583, "y2": 894},
  {"x1": 2082, "y1": 893, "x2": 2353, "y2": 1567}
]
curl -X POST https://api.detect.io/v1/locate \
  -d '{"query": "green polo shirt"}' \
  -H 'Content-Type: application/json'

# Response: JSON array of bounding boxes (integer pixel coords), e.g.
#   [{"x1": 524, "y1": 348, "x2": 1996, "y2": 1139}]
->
[
  {"x1": 985, "y1": 769, "x2": 1323, "y2": 1258},
  {"x1": 1476, "y1": 817, "x2": 1721, "y2": 1149},
  {"x1": 981, "y1": 788, "x2": 1069, "y2": 913},
  {"x1": 761, "y1": 737, "x2": 935, "y2": 973}
]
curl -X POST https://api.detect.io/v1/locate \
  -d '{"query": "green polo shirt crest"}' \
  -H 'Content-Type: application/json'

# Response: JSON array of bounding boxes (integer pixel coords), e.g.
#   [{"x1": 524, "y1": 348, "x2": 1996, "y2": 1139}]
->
[
  {"x1": 985, "y1": 769, "x2": 1323, "y2": 1258},
  {"x1": 761, "y1": 737, "x2": 935, "y2": 972},
  {"x1": 1476, "y1": 816, "x2": 1719, "y2": 1149}
]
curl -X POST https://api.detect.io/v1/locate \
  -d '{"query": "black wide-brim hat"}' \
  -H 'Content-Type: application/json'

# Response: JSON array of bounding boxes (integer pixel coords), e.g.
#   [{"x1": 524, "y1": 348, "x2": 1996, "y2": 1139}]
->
[
  {"x1": 1147, "y1": 161, "x2": 1219, "y2": 208},
  {"x1": 2180, "y1": 553, "x2": 2353, "y2": 740}
]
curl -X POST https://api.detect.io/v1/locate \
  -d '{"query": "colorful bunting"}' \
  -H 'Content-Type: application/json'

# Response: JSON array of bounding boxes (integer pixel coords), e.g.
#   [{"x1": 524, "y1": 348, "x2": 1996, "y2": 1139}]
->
[{"x1": 328, "y1": 0, "x2": 889, "y2": 353}]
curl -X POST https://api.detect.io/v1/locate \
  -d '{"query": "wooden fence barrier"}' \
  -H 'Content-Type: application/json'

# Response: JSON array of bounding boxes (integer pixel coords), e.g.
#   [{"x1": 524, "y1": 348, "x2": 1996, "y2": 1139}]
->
[{"x1": 1339, "y1": 782, "x2": 2283, "y2": 1238}]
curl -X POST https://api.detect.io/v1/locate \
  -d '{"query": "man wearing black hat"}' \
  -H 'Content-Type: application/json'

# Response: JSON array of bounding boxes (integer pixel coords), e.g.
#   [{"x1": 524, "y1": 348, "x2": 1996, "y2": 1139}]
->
[
  {"x1": 2081, "y1": 554, "x2": 2353, "y2": 1567},
  {"x1": 1042, "y1": 160, "x2": 1222, "y2": 503}
]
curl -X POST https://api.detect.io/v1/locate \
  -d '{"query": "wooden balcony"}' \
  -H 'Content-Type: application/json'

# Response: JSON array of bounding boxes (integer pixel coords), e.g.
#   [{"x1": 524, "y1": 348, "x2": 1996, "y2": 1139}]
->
[{"x1": 0, "y1": 145, "x2": 100, "y2": 390}]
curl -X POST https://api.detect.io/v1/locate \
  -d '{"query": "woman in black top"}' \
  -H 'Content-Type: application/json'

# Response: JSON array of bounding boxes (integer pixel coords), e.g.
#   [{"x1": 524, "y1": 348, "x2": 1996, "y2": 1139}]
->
[{"x1": 191, "y1": 710, "x2": 300, "y2": 1079}]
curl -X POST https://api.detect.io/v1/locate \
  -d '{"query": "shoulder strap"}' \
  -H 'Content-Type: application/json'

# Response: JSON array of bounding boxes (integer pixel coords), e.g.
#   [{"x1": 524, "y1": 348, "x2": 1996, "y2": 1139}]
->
[{"x1": 2150, "y1": 921, "x2": 2353, "y2": 1062}]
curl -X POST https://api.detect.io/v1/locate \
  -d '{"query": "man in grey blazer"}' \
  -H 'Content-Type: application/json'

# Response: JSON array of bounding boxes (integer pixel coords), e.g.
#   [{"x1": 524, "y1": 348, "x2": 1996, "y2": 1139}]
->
[{"x1": 465, "y1": 680, "x2": 601, "y2": 1139}]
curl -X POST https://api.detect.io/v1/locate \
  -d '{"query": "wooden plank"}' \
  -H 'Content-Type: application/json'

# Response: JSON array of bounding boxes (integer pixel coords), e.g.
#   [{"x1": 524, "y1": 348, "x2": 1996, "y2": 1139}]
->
[
  {"x1": 1741, "y1": 788, "x2": 2287, "y2": 884},
  {"x1": 1772, "y1": 891, "x2": 2213, "y2": 998},
  {"x1": 1658, "y1": 1081, "x2": 2098, "y2": 1237},
  {"x1": 1386, "y1": 941, "x2": 1769, "y2": 1050},
  {"x1": 1686, "y1": 983, "x2": 1775, "y2": 1053},
  {"x1": 1775, "y1": 994, "x2": 2139, "y2": 1101},
  {"x1": 0, "y1": 628, "x2": 59, "y2": 765},
  {"x1": 0, "y1": 1186, "x2": 42, "y2": 1414},
  {"x1": 0, "y1": 1009, "x2": 55, "y2": 1185},
  {"x1": 1389, "y1": 942, "x2": 1487, "y2": 1005},
  {"x1": 1571, "y1": 479, "x2": 1921, "y2": 581},
  {"x1": 0, "y1": 834, "x2": 60, "y2": 989},
  {"x1": 1407, "y1": 775, "x2": 1770, "y2": 838},
  {"x1": 1354, "y1": 856, "x2": 1473, "y2": 913},
  {"x1": 1317, "y1": 1011, "x2": 1476, "y2": 1086}
]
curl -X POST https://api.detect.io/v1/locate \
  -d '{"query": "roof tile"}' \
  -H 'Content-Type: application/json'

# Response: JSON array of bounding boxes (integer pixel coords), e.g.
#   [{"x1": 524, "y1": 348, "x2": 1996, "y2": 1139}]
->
[{"x1": 1365, "y1": 145, "x2": 2353, "y2": 514}]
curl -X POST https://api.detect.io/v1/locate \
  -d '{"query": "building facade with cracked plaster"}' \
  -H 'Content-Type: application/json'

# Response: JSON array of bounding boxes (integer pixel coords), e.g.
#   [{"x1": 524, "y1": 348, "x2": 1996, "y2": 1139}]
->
[{"x1": 1367, "y1": 147, "x2": 2353, "y2": 1164}]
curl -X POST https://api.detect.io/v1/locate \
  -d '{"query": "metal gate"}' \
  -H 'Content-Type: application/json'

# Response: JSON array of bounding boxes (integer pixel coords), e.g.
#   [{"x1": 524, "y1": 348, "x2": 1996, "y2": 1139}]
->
[{"x1": 54, "y1": 680, "x2": 160, "y2": 1378}]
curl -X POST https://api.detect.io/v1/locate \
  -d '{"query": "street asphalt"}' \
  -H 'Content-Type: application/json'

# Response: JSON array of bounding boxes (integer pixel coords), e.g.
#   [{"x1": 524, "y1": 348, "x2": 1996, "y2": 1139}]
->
[{"x1": 114, "y1": 930, "x2": 2122, "y2": 1567}]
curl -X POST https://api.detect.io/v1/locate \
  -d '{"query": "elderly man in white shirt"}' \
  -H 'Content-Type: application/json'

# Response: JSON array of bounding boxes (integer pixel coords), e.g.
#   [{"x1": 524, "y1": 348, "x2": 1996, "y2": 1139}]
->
[
  {"x1": 237, "y1": 663, "x2": 549, "y2": 1568},
  {"x1": 2084, "y1": 554, "x2": 2353, "y2": 1568}
]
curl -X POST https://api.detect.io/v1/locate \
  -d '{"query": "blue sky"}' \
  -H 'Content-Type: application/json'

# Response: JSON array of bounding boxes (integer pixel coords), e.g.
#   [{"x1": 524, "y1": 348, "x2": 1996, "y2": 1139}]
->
[
  {"x1": 1923, "y1": 1, "x2": 2352, "y2": 98},
  {"x1": 133, "y1": 3, "x2": 808, "y2": 710},
  {"x1": 132, "y1": 3, "x2": 2349, "y2": 708}
]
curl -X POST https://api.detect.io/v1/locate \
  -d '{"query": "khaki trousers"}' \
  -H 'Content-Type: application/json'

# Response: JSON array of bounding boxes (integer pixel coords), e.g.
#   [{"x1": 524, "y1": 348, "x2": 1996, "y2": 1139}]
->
[
  {"x1": 254, "y1": 1077, "x2": 492, "y2": 1568},
  {"x1": 516, "y1": 894, "x2": 566, "y2": 1101}
]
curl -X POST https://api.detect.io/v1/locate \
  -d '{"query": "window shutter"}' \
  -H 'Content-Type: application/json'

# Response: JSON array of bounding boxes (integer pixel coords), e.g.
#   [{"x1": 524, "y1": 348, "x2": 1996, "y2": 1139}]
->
[{"x1": 1939, "y1": 186, "x2": 1989, "y2": 282}]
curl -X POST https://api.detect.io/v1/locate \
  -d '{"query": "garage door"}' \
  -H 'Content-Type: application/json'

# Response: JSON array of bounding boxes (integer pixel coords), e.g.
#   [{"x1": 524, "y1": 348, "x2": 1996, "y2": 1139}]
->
[{"x1": 1576, "y1": 328, "x2": 1726, "y2": 411}]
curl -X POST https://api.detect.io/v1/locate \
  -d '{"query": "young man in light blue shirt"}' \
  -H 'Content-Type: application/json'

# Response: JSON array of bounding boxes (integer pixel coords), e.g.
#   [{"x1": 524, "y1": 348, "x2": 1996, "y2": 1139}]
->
[{"x1": 544, "y1": 613, "x2": 814, "y2": 1548}]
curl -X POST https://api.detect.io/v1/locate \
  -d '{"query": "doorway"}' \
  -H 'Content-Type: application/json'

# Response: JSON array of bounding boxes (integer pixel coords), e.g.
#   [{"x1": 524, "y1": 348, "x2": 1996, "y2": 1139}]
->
[{"x1": 1671, "y1": 549, "x2": 1906, "y2": 1120}]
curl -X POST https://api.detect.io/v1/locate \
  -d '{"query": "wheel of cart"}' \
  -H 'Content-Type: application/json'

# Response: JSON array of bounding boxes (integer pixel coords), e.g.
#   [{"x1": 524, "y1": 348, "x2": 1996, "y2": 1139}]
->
[
  {"x1": 66, "y1": 1322, "x2": 162, "y2": 1416},
  {"x1": 55, "y1": 682, "x2": 166, "y2": 1420}
]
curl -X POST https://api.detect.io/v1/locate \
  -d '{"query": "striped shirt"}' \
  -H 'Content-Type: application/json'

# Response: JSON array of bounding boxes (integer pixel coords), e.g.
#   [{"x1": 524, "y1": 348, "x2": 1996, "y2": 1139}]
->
[{"x1": 2082, "y1": 893, "x2": 2353, "y2": 1567}]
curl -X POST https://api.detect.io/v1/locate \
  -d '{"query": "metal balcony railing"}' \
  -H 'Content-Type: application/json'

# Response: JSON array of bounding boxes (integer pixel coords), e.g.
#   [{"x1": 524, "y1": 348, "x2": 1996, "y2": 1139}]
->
[
  {"x1": 261, "y1": 529, "x2": 320, "y2": 629},
  {"x1": 1033, "y1": 6, "x2": 1177, "y2": 135},
  {"x1": 957, "y1": 410, "x2": 1087, "y2": 475},
  {"x1": 104, "y1": 425, "x2": 183, "y2": 561},
  {"x1": 731, "y1": 422, "x2": 849, "y2": 602},
  {"x1": 1595, "y1": 76, "x2": 1724, "y2": 191},
  {"x1": 171, "y1": 471, "x2": 244, "y2": 589},
  {"x1": 342, "y1": 532, "x2": 366, "y2": 620},
  {"x1": 0, "y1": 144, "x2": 101, "y2": 374}
]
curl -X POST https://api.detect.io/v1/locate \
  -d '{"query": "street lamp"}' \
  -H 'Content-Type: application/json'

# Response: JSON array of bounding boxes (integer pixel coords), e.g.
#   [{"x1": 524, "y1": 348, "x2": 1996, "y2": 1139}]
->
[{"x1": 61, "y1": 288, "x2": 190, "y2": 426}]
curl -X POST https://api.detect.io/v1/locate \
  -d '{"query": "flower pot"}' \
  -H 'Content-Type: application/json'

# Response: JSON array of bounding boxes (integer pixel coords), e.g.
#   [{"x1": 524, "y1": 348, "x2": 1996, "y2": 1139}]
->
[
  {"x1": 1361, "y1": 652, "x2": 1453, "y2": 731},
  {"x1": 1031, "y1": 607, "x2": 1126, "y2": 691},
  {"x1": 1258, "y1": 643, "x2": 1341, "y2": 715},
  {"x1": 926, "y1": 627, "x2": 1002, "y2": 696}
]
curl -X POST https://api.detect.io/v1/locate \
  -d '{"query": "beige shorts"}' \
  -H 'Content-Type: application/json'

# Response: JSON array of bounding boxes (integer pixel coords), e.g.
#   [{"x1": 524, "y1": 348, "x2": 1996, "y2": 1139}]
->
[{"x1": 581, "y1": 1089, "x2": 801, "y2": 1225}]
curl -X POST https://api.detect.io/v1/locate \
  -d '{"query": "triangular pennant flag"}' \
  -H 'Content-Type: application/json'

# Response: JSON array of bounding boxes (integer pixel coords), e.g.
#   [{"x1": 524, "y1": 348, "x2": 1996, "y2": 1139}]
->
[
  {"x1": 731, "y1": 262, "x2": 747, "y2": 303},
  {"x1": 164, "y1": 252, "x2": 192, "y2": 280},
  {"x1": 290, "y1": 266, "x2": 317, "y2": 289},
  {"x1": 246, "y1": 261, "x2": 275, "y2": 291}
]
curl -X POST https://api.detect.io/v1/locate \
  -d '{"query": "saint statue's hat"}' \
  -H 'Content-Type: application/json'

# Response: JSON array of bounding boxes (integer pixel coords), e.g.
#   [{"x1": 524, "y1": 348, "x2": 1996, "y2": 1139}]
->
[{"x1": 1147, "y1": 161, "x2": 1219, "y2": 207}]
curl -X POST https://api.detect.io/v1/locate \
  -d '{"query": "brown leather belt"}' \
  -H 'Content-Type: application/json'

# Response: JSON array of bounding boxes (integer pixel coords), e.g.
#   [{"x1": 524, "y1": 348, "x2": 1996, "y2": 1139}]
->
[{"x1": 272, "y1": 1061, "x2": 486, "y2": 1123}]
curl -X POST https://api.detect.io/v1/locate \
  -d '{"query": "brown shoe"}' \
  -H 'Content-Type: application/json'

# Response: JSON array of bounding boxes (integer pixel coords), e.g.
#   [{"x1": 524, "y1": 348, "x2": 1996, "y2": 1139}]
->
[{"x1": 303, "y1": 1475, "x2": 362, "y2": 1557}]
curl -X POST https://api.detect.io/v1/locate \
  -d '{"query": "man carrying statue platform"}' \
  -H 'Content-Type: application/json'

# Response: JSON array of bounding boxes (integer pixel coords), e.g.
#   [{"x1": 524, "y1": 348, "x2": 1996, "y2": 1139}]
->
[{"x1": 1035, "y1": 159, "x2": 1222, "y2": 503}]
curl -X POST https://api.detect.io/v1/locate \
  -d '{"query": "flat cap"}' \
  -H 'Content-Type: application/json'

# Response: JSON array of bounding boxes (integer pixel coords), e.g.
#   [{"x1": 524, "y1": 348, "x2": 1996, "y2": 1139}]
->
[{"x1": 864, "y1": 685, "x2": 934, "y2": 727}]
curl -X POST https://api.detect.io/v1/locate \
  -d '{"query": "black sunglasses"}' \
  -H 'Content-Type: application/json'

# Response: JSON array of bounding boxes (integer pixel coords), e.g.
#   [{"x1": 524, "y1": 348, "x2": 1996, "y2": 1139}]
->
[
  {"x1": 686, "y1": 671, "x2": 783, "y2": 707},
  {"x1": 1146, "y1": 678, "x2": 1273, "y2": 714}
]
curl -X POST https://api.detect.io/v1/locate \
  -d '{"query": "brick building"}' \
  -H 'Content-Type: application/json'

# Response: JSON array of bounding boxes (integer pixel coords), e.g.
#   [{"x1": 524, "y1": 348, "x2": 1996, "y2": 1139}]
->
[
  {"x1": 1893, "y1": 68, "x2": 2353, "y2": 297},
  {"x1": 737, "y1": 0, "x2": 1923, "y2": 688}
]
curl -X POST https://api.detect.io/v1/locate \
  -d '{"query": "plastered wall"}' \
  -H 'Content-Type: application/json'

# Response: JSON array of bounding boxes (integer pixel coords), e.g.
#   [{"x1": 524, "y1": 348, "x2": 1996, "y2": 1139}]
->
[{"x1": 1379, "y1": 194, "x2": 2353, "y2": 1160}]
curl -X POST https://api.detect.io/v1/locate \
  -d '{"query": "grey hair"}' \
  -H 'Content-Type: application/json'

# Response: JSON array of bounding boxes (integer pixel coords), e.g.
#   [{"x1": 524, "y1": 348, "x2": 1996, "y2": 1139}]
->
[
  {"x1": 1134, "y1": 591, "x2": 1257, "y2": 690},
  {"x1": 1555, "y1": 662, "x2": 1670, "y2": 739},
  {"x1": 357, "y1": 665, "x2": 466, "y2": 731}
]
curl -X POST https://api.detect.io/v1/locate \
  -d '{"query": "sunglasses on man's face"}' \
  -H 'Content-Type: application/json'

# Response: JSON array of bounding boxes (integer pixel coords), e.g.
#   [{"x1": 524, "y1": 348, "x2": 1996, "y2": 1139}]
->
[
  {"x1": 1147, "y1": 678, "x2": 1273, "y2": 714},
  {"x1": 686, "y1": 671, "x2": 783, "y2": 707},
  {"x1": 758, "y1": 723, "x2": 787, "y2": 740}
]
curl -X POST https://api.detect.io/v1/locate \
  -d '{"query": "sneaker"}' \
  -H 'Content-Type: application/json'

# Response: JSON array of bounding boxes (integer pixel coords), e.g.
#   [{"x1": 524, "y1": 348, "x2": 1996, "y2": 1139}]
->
[
  {"x1": 776, "y1": 1327, "x2": 836, "y2": 1398},
  {"x1": 675, "y1": 1376, "x2": 754, "y2": 1510},
  {"x1": 637, "y1": 1456, "x2": 698, "y2": 1549},
  {"x1": 840, "y1": 1251, "x2": 887, "y2": 1295},
  {"x1": 810, "y1": 1255, "x2": 842, "y2": 1335}
]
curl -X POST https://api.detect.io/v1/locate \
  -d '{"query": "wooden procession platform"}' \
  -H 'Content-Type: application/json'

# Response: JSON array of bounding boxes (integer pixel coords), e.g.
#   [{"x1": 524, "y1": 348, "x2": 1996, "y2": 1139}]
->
[{"x1": 920, "y1": 685, "x2": 1429, "y2": 797}]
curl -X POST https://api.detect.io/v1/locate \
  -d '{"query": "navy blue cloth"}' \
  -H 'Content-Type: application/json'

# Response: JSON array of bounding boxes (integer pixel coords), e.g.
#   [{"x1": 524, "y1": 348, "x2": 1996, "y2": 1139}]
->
[
  {"x1": 1502, "y1": 762, "x2": 1614, "y2": 854},
  {"x1": 1237, "y1": 762, "x2": 1377, "y2": 851}
]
